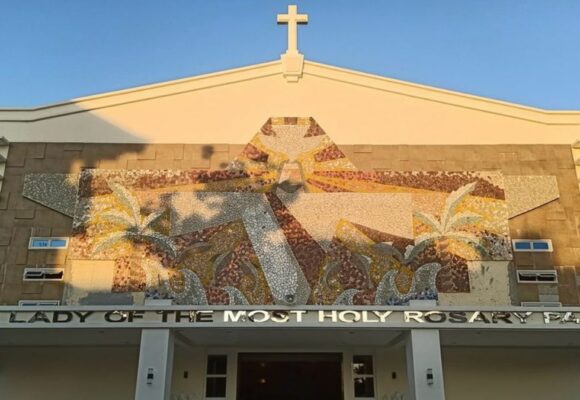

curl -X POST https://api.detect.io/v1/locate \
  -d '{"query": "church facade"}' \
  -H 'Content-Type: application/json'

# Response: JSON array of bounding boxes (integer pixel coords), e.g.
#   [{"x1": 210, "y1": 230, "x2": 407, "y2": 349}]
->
[{"x1": 0, "y1": 6, "x2": 579, "y2": 400}]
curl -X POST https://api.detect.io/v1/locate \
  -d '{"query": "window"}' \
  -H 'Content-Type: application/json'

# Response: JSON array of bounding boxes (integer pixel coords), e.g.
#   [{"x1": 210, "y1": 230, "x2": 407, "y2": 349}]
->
[
  {"x1": 28, "y1": 237, "x2": 69, "y2": 250},
  {"x1": 512, "y1": 239, "x2": 552, "y2": 252},
  {"x1": 205, "y1": 355, "x2": 227, "y2": 399},
  {"x1": 18, "y1": 300, "x2": 60, "y2": 306},
  {"x1": 353, "y1": 355, "x2": 375, "y2": 399},
  {"x1": 517, "y1": 270, "x2": 557, "y2": 283},
  {"x1": 521, "y1": 301, "x2": 562, "y2": 307},
  {"x1": 23, "y1": 268, "x2": 64, "y2": 281}
]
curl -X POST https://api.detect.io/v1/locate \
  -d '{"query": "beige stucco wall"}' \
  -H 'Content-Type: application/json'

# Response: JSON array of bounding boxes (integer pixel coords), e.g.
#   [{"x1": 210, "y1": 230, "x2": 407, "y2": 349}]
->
[
  {"x1": 1, "y1": 61, "x2": 579, "y2": 145},
  {"x1": 374, "y1": 346, "x2": 580, "y2": 400},
  {"x1": 171, "y1": 347, "x2": 206, "y2": 400},
  {"x1": 0, "y1": 346, "x2": 139, "y2": 400},
  {"x1": 443, "y1": 347, "x2": 580, "y2": 400},
  {"x1": 376, "y1": 347, "x2": 409, "y2": 398},
  {"x1": 0, "y1": 344, "x2": 206, "y2": 400},
  {"x1": 1, "y1": 345, "x2": 578, "y2": 399}
]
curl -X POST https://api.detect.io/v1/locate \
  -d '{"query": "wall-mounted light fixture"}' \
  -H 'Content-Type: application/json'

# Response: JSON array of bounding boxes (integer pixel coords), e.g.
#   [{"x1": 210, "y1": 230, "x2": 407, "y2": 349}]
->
[
  {"x1": 147, "y1": 368, "x2": 154, "y2": 385},
  {"x1": 426, "y1": 368, "x2": 434, "y2": 385}
]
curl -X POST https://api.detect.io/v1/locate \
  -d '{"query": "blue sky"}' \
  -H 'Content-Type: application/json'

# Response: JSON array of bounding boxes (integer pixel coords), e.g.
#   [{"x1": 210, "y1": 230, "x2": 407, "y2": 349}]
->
[{"x1": 1, "y1": 1, "x2": 579, "y2": 109}]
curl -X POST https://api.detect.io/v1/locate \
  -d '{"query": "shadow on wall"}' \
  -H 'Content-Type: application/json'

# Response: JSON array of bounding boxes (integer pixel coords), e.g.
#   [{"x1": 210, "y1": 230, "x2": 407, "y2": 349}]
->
[
  {"x1": 0, "y1": 106, "x2": 158, "y2": 305},
  {"x1": 508, "y1": 228, "x2": 562, "y2": 306},
  {"x1": 0, "y1": 107, "x2": 287, "y2": 306},
  {"x1": 67, "y1": 153, "x2": 310, "y2": 307},
  {"x1": 2, "y1": 113, "x2": 514, "y2": 307}
]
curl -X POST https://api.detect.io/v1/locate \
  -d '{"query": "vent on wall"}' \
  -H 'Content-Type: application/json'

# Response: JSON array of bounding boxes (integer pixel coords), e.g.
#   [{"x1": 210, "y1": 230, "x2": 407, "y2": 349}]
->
[
  {"x1": 22, "y1": 268, "x2": 64, "y2": 281},
  {"x1": 517, "y1": 270, "x2": 558, "y2": 283}
]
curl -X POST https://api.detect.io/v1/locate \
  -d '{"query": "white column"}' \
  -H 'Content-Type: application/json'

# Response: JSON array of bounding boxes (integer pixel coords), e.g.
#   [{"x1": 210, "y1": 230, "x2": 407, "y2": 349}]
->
[
  {"x1": 405, "y1": 329, "x2": 445, "y2": 400},
  {"x1": 135, "y1": 329, "x2": 175, "y2": 400}
]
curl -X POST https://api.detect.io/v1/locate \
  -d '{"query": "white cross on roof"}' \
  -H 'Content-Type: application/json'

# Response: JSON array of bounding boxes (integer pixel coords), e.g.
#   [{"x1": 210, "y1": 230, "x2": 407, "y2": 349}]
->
[{"x1": 277, "y1": 5, "x2": 308, "y2": 55}]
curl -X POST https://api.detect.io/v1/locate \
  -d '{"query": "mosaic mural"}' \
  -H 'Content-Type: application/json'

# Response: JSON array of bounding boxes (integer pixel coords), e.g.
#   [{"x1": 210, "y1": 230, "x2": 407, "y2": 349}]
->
[{"x1": 27, "y1": 117, "x2": 516, "y2": 305}]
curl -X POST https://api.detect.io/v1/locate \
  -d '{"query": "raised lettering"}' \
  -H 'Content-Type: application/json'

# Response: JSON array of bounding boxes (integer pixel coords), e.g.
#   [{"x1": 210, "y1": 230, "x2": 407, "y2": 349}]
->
[
  {"x1": 290, "y1": 310, "x2": 306, "y2": 322},
  {"x1": 73, "y1": 311, "x2": 93, "y2": 323},
  {"x1": 319, "y1": 310, "x2": 338, "y2": 323},
  {"x1": 373, "y1": 311, "x2": 393, "y2": 322},
  {"x1": 28, "y1": 311, "x2": 51, "y2": 323},
  {"x1": 271, "y1": 311, "x2": 289, "y2": 323},
  {"x1": 105, "y1": 311, "x2": 127, "y2": 323},
  {"x1": 338, "y1": 311, "x2": 361, "y2": 323},
  {"x1": 9, "y1": 312, "x2": 26, "y2": 323},
  {"x1": 561, "y1": 312, "x2": 580, "y2": 324},
  {"x1": 53, "y1": 311, "x2": 73, "y2": 323},
  {"x1": 224, "y1": 310, "x2": 246, "y2": 322},
  {"x1": 196, "y1": 311, "x2": 214, "y2": 323},
  {"x1": 512, "y1": 312, "x2": 532, "y2": 324},
  {"x1": 157, "y1": 310, "x2": 174, "y2": 323},
  {"x1": 128, "y1": 311, "x2": 144, "y2": 322},
  {"x1": 448, "y1": 312, "x2": 467, "y2": 323},
  {"x1": 175, "y1": 310, "x2": 194, "y2": 323},
  {"x1": 404, "y1": 311, "x2": 424, "y2": 323},
  {"x1": 543, "y1": 312, "x2": 561, "y2": 324},
  {"x1": 248, "y1": 310, "x2": 269, "y2": 323},
  {"x1": 491, "y1": 312, "x2": 512, "y2": 324},
  {"x1": 424, "y1": 311, "x2": 446, "y2": 323},
  {"x1": 468, "y1": 311, "x2": 490, "y2": 324}
]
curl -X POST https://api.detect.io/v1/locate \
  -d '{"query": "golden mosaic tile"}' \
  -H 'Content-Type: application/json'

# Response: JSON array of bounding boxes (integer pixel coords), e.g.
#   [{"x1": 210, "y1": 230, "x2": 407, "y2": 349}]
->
[{"x1": 504, "y1": 175, "x2": 560, "y2": 218}]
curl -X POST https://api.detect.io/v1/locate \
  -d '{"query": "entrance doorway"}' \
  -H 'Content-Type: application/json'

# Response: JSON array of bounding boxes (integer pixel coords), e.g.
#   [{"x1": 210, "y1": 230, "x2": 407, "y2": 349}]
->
[{"x1": 237, "y1": 353, "x2": 343, "y2": 400}]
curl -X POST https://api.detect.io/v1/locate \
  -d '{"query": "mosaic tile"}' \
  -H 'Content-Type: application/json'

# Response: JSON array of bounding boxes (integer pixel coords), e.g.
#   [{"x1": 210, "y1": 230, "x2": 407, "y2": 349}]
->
[
  {"x1": 112, "y1": 257, "x2": 147, "y2": 292},
  {"x1": 320, "y1": 221, "x2": 450, "y2": 305},
  {"x1": 63, "y1": 117, "x2": 514, "y2": 306},
  {"x1": 304, "y1": 117, "x2": 326, "y2": 137},
  {"x1": 77, "y1": 168, "x2": 276, "y2": 197},
  {"x1": 134, "y1": 220, "x2": 271, "y2": 305},
  {"x1": 277, "y1": 162, "x2": 304, "y2": 193},
  {"x1": 374, "y1": 262, "x2": 441, "y2": 305},
  {"x1": 265, "y1": 192, "x2": 326, "y2": 289},
  {"x1": 411, "y1": 181, "x2": 511, "y2": 261},
  {"x1": 241, "y1": 195, "x2": 310, "y2": 305},
  {"x1": 171, "y1": 192, "x2": 264, "y2": 236},
  {"x1": 260, "y1": 119, "x2": 275, "y2": 136},
  {"x1": 306, "y1": 170, "x2": 505, "y2": 198},
  {"x1": 241, "y1": 143, "x2": 269, "y2": 163},
  {"x1": 22, "y1": 173, "x2": 79, "y2": 217},
  {"x1": 260, "y1": 125, "x2": 325, "y2": 162},
  {"x1": 69, "y1": 184, "x2": 174, "y2": 262},
  {"x1": 230, "y1": 118, "x2": 357, "y2": 180},
  {"x1": 276, "y1": 192, "x2": 413, "y2": 248},
  {"x1": 504, "y1": 175, "x2": 560, "y2": 218},
  {"x1": 152, "y1": 268, "x2": 209, "y2": 305},
  {"x1": 171, "y1": 220, "x2": 270, "y2": 305},
  {"x1": 313, "y1": 144, "x2": 347, "y2": 163}
]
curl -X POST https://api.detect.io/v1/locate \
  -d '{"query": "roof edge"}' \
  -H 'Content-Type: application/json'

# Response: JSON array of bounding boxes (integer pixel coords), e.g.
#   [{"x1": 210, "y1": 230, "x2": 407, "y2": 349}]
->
[
  {"x1": 0, "y1": 60, "x2": 282, "y2": 120},
  {"x1": 302, "y1": 61, "x2": 580, "y2": 125},
  {"x1": 1, "y1": 58, "x2": 579, "y2": 125}
]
